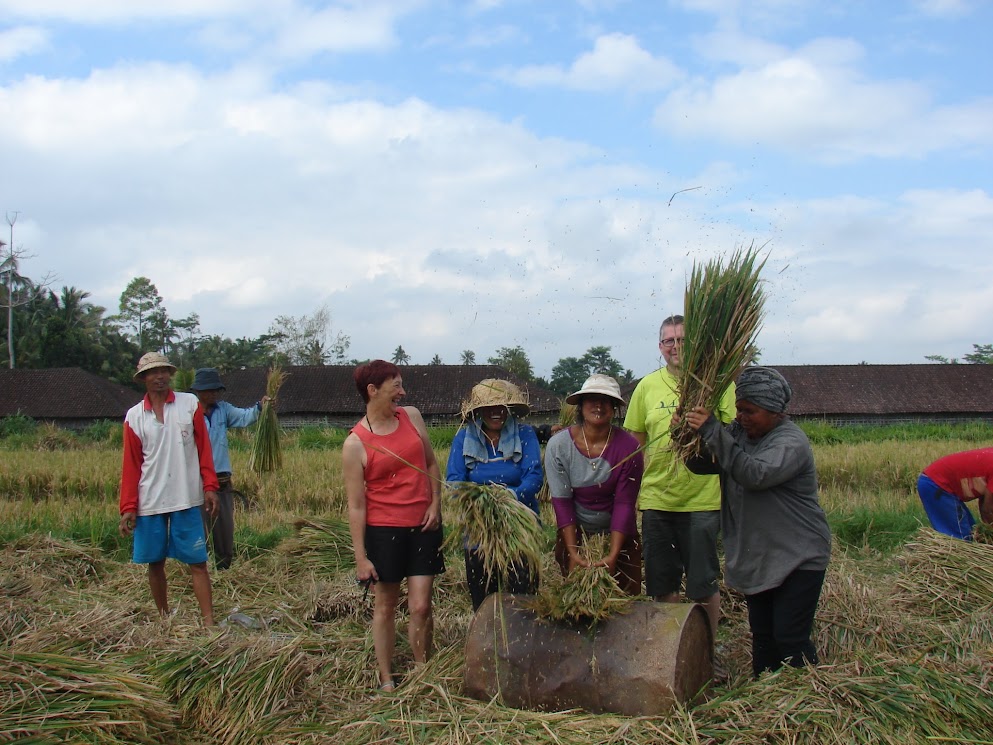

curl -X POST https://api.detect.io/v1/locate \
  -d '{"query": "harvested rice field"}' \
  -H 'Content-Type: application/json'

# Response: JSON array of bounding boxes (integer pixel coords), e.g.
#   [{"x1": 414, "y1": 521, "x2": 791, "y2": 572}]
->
[{"x1": 2, "y1": 432, "x2": 992, "y2": 744}]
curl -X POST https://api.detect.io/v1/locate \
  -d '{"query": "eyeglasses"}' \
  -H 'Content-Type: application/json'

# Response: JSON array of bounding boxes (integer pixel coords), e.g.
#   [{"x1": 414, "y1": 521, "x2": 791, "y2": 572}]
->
[{"x1": 660, "y1": 337, "x2": 684, "y2": 348}]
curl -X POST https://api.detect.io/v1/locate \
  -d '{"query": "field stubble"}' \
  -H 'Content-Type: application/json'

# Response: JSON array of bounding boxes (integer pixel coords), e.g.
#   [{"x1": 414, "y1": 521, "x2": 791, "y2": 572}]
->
[{"x1": 2, "y1": 436, "x2": 992, "y2": 743}]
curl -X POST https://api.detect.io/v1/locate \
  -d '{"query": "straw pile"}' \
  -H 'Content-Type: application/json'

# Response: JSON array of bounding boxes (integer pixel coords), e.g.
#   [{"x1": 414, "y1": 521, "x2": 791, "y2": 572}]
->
[
  {"x1": 444, "y1": 482, "x2": 544, "y2": 583},
  {"x1": 249, "y1": 366, "x2": 286, "y2": 475},
  {"x1": 280, "y1": 517, "x2": 355, "y2": 577},
  {"x1": 670, "y1": 245, "x2": 766, "y2": 461},
  {"x1": 527, "y1": 535, "x2": 633, "y2": 623},
  {"x1": 149, "y1": 635, "x2": 320, "y2": 745},
  {"x1": 1, "y1": 649, "x2": 178, "y2": 744}
]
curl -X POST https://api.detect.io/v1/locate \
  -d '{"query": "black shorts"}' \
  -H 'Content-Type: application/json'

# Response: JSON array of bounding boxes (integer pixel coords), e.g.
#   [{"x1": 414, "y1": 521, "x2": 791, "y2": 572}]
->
[{"x1": 365, "y1": 526, "x2": 445, "y2": 583}]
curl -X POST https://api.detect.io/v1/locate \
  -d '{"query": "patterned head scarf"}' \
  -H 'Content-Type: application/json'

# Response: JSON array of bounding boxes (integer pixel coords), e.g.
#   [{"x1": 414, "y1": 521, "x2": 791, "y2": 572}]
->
[{"x1": 736, "y1": 366, "x2": 792, "y2": 414}]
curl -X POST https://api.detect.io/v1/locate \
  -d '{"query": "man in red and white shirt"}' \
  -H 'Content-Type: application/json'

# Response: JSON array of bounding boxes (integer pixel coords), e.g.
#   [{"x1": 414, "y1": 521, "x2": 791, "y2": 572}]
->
[{"x1": 119, "y1": 352, "x2": 220, "y2": 625}]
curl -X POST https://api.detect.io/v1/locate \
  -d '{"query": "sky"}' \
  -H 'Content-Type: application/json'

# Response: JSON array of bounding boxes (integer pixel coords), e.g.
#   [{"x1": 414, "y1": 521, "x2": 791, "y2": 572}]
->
[{"x1": 1, "y1": 0, "x2": 991, "y2": 379}]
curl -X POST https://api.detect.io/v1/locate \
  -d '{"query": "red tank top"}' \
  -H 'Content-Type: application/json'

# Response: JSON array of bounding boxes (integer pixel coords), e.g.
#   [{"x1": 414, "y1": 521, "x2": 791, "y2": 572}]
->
[{"x1": 351, "y1": 408, "x2": 431, "y2": 527}]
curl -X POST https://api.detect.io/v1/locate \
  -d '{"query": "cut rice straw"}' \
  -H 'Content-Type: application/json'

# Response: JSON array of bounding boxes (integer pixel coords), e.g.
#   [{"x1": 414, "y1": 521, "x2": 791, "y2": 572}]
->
[
  {"x1": 670, "y1": 244, "x2": 767, "y2": 462},
  {"x1": 444, "y1": 482, "x2": 544, "y2": 585},
  {"x1": 249, "y1": 366, "x2": 287, "y2": 475},
  {"x1": 527, "y1": 534, "x2": 633, "y2": 623}
]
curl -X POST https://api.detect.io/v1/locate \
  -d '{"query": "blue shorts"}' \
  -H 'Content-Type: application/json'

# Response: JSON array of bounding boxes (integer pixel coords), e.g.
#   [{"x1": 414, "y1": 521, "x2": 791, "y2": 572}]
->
[
  {"x1": 133, "y1": 506, "x2": 209, "y2": 565},
  {"x1": 917, "y1": 474, "x2": 975, "y2": 541}
]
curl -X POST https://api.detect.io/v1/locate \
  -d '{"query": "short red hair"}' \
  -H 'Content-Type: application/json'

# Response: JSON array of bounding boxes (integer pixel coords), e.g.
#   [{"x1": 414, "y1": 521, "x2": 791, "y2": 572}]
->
[{"x1": 354, "y1": 360, "x2": 401, "y2": 403}]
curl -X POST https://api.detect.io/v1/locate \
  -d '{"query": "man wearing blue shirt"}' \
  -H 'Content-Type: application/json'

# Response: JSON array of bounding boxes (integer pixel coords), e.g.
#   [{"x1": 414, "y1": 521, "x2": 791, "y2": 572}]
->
[{"x1": 191, "y1": 368, "x2": 269, "y2": 570}]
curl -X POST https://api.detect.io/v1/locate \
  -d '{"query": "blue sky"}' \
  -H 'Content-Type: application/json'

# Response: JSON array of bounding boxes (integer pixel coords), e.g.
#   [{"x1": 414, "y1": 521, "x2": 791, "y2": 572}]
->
[{"x1": 1, "y1": 0, "x2": 991, "y2": 378}]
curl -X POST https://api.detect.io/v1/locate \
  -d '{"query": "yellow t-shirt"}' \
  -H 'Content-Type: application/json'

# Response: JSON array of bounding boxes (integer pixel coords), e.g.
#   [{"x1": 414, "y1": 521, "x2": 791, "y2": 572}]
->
[{"x1": 622, "y1": 368, "x2": 736, "y2": 512}]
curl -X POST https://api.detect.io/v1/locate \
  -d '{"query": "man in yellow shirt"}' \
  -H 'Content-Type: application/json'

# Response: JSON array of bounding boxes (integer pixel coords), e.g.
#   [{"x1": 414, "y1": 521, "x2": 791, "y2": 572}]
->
[{"x1": 623, "y1": 315, "x2": 735, "y2": 637}]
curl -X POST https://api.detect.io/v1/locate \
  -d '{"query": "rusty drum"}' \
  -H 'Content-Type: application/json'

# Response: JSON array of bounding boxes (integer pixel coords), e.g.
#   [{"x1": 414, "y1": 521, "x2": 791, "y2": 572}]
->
[{"x1": 463, "y1": 594, "x2": 712, "y2": 716}]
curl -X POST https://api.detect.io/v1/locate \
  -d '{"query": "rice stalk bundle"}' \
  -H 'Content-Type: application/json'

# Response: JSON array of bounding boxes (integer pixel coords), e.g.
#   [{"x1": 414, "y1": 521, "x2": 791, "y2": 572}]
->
[
  {"x1": 444, "y1": 482, "x2": 544, "y2": 584},
  {"x1": 893, "y1": 528, "x2": 993, "y2": 620},
  {"x1": 670, "y1": 244, "x2": 767, "y2": 462},
  {"x1": 280, "y1": 517, "x2": 355, "y2": 577},
  {"x1": 150, "y1": 635, "x2": 319, "y2": 745},
  {"x1": 527, "y1": 536, "x2": 633, "y2": 623},
  {"x1": 1, "y1": 649, "x2": 178, "y2": 744},
  {"x1": 249, "y1": 366, "x2": 287, "y2": 475}
]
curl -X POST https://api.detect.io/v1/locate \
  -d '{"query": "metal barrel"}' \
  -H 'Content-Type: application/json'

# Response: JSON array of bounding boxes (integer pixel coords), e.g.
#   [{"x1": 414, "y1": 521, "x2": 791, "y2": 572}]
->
[{"x1": 463, "y1": 594, "x2": 713, "y2": 716}]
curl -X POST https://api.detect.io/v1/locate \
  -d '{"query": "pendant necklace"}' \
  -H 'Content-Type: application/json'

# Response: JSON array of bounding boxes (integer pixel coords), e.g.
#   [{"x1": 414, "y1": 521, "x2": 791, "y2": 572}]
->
[{"x1": 582, "y1": 425, "x2": 611, "y2": 470}]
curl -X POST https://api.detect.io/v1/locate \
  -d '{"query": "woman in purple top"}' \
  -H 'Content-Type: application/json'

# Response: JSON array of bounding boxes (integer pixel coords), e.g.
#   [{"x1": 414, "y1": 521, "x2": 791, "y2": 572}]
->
[{"x1": 543, "y1": 374, "x2": 644, "y2": 595}]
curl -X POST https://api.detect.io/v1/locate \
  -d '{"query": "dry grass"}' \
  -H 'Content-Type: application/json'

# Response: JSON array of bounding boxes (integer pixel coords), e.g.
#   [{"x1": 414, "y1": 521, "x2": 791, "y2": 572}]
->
[{"x1": 3, "y1": 445, "x2": 993, "y2": 744}]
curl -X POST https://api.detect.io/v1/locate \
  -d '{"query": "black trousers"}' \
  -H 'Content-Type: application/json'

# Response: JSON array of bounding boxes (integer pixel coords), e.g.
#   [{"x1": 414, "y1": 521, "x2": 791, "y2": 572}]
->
[
  {"x1": 745, "y1": 568, "x2": 826, "y2": 678},
  {"x1": 464, "y1": 548, "x2": 537, "y2": 612},
  {"x1": 201, "y1": 474, "x2": 235, "y2": 570}
]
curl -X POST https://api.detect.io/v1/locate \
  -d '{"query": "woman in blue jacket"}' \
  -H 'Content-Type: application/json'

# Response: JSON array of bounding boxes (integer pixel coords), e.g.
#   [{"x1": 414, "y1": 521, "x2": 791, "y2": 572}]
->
[{"x1": 446, "y1": 379, "x2": 543, "y2": 610}]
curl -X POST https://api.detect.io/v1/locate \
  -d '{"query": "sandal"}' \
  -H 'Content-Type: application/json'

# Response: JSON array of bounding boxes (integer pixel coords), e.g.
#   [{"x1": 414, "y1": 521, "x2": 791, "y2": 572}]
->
[{"x1": 378, "y1": 678, "x2": 396, "y2": 692}]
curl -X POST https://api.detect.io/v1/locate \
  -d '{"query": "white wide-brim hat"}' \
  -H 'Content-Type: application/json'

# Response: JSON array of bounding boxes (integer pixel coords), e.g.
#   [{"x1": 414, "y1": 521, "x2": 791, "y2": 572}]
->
[{"x1": 565, "y1": 373, "x2": 625, "y2": 406}]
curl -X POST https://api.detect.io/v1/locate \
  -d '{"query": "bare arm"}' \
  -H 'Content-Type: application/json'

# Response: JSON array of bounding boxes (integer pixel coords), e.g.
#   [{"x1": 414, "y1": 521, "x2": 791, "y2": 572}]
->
[
  {"x1": 343, "y1": 433, "x2": 377, "y2": 582},
  {"x1": 404, "y1": 406, "x2": 442, "y2": 531},
  {"x1": 630, "y1": 430, "x2": 647, "y2": 448}
]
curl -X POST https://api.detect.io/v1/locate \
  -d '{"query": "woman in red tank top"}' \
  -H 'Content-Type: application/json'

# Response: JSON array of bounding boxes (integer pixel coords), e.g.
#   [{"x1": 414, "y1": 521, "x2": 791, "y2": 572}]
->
[{"x1": 343, "y1": 360, "x2": 443, "y2": 692}]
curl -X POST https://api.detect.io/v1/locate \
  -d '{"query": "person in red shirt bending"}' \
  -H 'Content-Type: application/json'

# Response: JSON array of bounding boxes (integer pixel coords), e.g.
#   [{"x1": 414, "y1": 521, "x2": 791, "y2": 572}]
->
[
  {"x1": 119, "y1": 352, "x2": 220, "y2": 625},
  {"x1": 917, "y1": 448, "x2": 993, "y2": 540}
]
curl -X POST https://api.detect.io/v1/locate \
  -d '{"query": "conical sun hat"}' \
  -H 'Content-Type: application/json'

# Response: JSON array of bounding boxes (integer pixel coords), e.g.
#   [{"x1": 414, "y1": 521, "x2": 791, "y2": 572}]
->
[{"x1": 461, "y1": 379, "x2": 530, "y2": 419}]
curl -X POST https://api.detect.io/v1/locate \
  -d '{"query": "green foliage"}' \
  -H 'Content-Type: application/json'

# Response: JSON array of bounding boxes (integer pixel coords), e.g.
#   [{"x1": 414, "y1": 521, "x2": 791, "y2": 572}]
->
[
  {"x1": 296, "y1": 426, "x2": 349, "y2": 450},
  {"x1": 828, "y1": 507, "x2": 925, "y2": 553},
  {"x1": 428, "y1": 425, "x2": 459, "y2": 451},
  {"x1": 117, "y1": 276, "x2": 167, "y2": 351},
  {"x1": 963, "y1": 343, "x2": 993, "y2": 364},
  {"x1": 77, "y1": 420, "x2": 123, "y2": 446},
  {"x1": 549, "y1": 345, "x2": 631, "y2": 395},
  {"x1": 0, "y1": 413, "x2": 37, "y2": 438},
  {"x1": 800, "y1": 420, "x2": 993, "y2": 445},
  {"x1": 487, "y1": 345, "x2": 534, "y2": 381}
]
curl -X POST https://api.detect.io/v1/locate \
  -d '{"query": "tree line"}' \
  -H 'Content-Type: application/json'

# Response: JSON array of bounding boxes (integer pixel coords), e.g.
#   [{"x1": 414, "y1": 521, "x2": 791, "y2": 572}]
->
[{"x1": 1, "y1": 263, "x2": 635, "y2": 395}]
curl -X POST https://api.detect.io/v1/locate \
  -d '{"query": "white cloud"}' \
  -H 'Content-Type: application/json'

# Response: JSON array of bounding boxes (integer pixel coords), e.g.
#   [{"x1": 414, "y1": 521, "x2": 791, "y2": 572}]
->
[
  {"x1": 497, "y1": 33, "x2": 683, "y2": 92},
  {"x1": 654, "y1": 36, "x2": 993, "y2": 160},
  {"x1": 0, "y1": 25, "x2": 48, "y2": 62}
]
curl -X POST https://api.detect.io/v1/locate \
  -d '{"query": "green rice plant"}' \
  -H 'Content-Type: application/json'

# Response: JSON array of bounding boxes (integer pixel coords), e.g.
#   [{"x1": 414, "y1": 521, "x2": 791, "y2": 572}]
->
[
  {"x1": 444, "y1": 482, "x2": 544, "y2": 584},
  {"x1": 1, "y1": 649, "x2": 178, "y2": 744},
  {"x1": 295, "y1": 425, "x2": 349, "y2": 450},
  {"x1": 249, "y1": 366, "x2": 287, "y2": 475},
  {"x1": 670, "y1": 244, "x2": 767, "y2": 461},
  {"x1": 526, "y1": 535, "x2": 633, "y2": 623}
]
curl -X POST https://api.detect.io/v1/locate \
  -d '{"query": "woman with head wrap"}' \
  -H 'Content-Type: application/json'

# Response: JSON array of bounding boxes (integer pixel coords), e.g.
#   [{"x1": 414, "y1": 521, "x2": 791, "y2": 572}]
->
[
  {"x1": 684, "y1": 366, "x2": 831, "y2": 678},
  {"x1": 446, "y1": 379, "x2": 543, "y2": 611}
]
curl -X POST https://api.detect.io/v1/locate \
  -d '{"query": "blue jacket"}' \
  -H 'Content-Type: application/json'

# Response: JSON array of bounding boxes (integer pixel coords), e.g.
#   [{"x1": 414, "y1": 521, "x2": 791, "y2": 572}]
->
[
  {"x1": 445, "y1": 423, "x2": 543, "y2": 515},
  {"x1": 203, "y1": 400, "x2": 261, "y2": 474}
]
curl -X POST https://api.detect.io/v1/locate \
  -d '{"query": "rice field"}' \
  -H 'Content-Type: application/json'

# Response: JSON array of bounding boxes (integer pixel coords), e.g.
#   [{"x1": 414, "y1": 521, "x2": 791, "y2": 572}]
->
[{"x1": 2, "y1": 429, "x2": 992, "y2": 744}]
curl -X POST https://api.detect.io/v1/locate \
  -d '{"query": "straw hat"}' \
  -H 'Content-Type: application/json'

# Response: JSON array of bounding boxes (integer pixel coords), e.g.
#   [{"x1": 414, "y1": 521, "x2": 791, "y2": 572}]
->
[
  {"x1": 461, "y1": 379, "x2": 530, "y2": 419},
  {"x1": 133, "y1": 352, "x2": 177, "y2": 381},
  {"x1": 565, "y1": 373, "x2": 625, "y2": 406}
]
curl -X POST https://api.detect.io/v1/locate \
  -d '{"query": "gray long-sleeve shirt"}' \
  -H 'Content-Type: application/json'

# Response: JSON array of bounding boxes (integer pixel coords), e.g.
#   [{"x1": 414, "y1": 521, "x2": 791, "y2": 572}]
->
[{"x1": 692, "y1": 416, "x2": 831, "y2": 595}]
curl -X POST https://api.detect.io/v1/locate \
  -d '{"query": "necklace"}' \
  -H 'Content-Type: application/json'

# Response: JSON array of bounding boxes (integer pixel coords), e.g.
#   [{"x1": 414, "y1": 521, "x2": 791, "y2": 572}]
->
[
  {"x1": 581, "y1": 425, "x2": 611, "y2": 469},
  {"x1": 365, "y1": 415, "x2": 374, "y2": 434}
]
